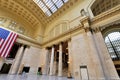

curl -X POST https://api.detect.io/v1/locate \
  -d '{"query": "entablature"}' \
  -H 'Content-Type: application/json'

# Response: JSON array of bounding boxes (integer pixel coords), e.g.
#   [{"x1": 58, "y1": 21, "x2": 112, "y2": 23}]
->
[{"x1": 91, "y1": 4, "x2": 120, "y2": 28}]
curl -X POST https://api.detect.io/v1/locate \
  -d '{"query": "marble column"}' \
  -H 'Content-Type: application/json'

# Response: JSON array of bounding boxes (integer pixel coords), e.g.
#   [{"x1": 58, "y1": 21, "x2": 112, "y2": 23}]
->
[
  {"x1": 0, "y1": 57, "x2": 4, "y2": 70},
  {"x1": 53, "y1": 61, "x2": 57, "y2": 75},
  {"x1": 18, "y1": 64, "x2": 24, "y2": 74},
  {"x1": 68, "y1": 40, "x2": 72, "y2": 78},
  {"x1": 53, "y1": 51, "x2": 57, "y2": 75},
  {"x1": 10, "y1": 45, "x2": 25, "y2": 74},
  {"x1": 44, "y1": 48, "x2": 50, "y2": 75},
  {"x1": 94, "y1": 28, "x2": 119, "y2": 79},
  {"x1": 58, "y1": 43, "x2": 62, "y2": 76},
  {"x1": 49, "y1": 46, "x2": 55, "y2": 75},
  {"x1": 18, "y1": 46, "x2": 29, "y2": 74}
]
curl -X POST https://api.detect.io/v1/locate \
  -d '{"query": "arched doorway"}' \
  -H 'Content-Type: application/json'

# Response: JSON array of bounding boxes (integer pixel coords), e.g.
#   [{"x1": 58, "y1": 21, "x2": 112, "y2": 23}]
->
[
  {"x1": 105, "y1": 32, "x2": 120, "y2": 60},
  {"x1": 102, "y1": 25, "x2": 120, "y2": 76},
  {"x1": 104, "y1": 32, "x2": 120, "y2": 76}
]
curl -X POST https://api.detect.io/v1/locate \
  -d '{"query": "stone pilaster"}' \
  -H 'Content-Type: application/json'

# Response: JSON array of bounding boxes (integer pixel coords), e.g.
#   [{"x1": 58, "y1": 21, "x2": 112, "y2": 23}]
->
[
  {"x1": 80, "y1": 16, "x2": 105, "y2": 79},
  {"x1": 84, "y1": 27, "x2": 105, "y2": 79},
  {"x1": 93, "y1": 27, "x2": 119, "y2": 79}
]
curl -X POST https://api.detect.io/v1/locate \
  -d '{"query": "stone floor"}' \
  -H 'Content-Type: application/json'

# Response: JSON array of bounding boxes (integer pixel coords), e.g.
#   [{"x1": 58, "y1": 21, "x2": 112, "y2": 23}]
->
[{"x1": 0, "y1": 74, "x2": 74, "y2": 80}]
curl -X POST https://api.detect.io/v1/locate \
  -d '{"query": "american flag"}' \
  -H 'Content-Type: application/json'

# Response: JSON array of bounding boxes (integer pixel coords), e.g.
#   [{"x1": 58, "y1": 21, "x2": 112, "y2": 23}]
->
[{"x1": 0, "y1": 28, "x2": 18, "y2": 58}]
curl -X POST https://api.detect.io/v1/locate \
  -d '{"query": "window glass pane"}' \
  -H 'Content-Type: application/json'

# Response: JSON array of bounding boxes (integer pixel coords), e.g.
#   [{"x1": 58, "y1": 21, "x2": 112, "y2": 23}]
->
[
  {"x1": 45, "y1": 10, "x2": 52, "y2": 16},
  {"x1": 63, "y1": 0, "x2": 69, "y2": 3},
  {"x1": 38, "y1": 1, "x2": 45, "y2": 8},
  {"x1": 42, "y1": 6, "x2": 48, "y2": 12},
  {"x1": 33, "y1": 0, "x2": 69, "y2": 16},
  {"x1": 105, "y1": 37, "x2": 109, "y2": 42},
  {"x1": 50, "y1": 5, "x2": 57, "y2": 13},
  {"x1": 43, "y1": 0, "x2": 54, "y2": 8},
  {"x1": 108, "y1": 32, "x2": 120, "y2": 41},
  {"x1": 52, "y1": 0, "x2": 58, "y2": 3},
  {"x1": 55, "y1": 1, "x2": 63, "y2": 8},
  {"x1": 105, "y1": 32, "x2": 120, "y2": 60}
]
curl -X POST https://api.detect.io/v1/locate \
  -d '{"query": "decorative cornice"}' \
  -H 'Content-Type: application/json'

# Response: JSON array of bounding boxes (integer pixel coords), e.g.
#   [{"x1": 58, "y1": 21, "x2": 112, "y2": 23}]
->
[
  {"x1": 13, "y1": 0, "x2": 44, "y2": 26},
  {"x1": 84, "y1": 27, "x2": 92, "y2": 33},
  {"x1": 42, "y1": 24, "x2": 83, "y2": 47},
  {"x1": 92, "y1": 27, "x2": 101, "y2": 33},
  {"x1": 80, "y1": 16, "x2": 91, "y2": 32},
  {"x1": 101, "y1": 23, "x2": 120, "y2": 38},
  {"x1": 11, "y1": 0, "x2": 80, "y2": 25},
  {"x1": 17, "y1": 34, "x2": 41, "y2": 47},
  {"x1": 91, "y1": 4, "x2": 120, "y2": 26},
  {"x1": 42, "y1": 16, "x2": 90, "y2": 47},
  {"x1": 0, "y1": 0, "x2": 39, "y2": 27}
]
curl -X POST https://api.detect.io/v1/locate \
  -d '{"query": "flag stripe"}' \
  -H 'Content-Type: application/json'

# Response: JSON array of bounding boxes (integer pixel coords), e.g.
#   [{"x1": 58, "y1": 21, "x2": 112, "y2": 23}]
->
[
  {"x1": 0, "y1": 33, "x2": 12, "y2": 55},
  {"x1": 1, "y1": 33, "x2": 14, "y2": 57},
  {"x1": 0, "y1": 33, "x2": 13, "y2": 57},
  {"x1": 0, "y1": 28, "x2": 18, "y2": 58},
  {"x1": 5, "y1": 34, "x2": 18, "y2": 58}
]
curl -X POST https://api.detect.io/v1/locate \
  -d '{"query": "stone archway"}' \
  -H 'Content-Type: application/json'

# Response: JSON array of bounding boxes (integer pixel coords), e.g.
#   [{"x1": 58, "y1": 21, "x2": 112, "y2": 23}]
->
[{"x1": 101, "y1": 24, "x2": 120, "y2": 76}]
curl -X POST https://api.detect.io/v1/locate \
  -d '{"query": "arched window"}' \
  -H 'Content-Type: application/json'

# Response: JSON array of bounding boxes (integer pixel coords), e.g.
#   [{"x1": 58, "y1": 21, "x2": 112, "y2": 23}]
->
[
  {"x1": 91, "y1": 0, "x2": 120, "y2": 16},
  {"x1": 105, "y1": 32, "x2": 120, "y2": 60}
]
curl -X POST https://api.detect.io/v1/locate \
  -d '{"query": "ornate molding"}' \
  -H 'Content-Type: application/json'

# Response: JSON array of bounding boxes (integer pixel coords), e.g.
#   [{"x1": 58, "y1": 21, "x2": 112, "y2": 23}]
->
[
  {"x1": 42, "y1": 24, "x2": 83, "y2": 47},
  {"x1": 91, "y1": 4, "x2": 120, "y2": 25},
  {"x1": 0, "y1": 17, "x2": 34, "y2": 38},
  {"x1": 80, "y1": 16, "x2": 91, "y2": 32},
  {"x1": 17, "y1": 33, "x2": 41, "y2": 48},
  {"x1": 92, "y1": 27, "x2": 101, "y2": 33},
  {"x1": 84, "y1": 27, "x2": 92, "y2": 33},
  {"x1": 0, "y1": 0, "x2": 39, "y2": 26},
  {"x1": 12, "y1": 0, "x2": 80, "y2": 25}
]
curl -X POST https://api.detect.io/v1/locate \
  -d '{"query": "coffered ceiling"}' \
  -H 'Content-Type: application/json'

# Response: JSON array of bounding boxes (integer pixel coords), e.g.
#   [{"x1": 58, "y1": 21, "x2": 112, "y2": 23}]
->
[{"x1": 0, "y1": 0, "x2": 79, "y2": 27}]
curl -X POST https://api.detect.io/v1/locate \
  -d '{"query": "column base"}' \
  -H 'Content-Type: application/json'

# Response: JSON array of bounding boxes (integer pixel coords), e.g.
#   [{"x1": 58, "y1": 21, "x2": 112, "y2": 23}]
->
[
  {"x1": 67, "y1": 73, "x2": 72, "y2": 78},
  {"x1": 49, "y1": 73, "x2": 53, "y2": 76},
  {"x1": 58, "y1": 74, "x2": 62, "y2": 77},
  {"x1": 67, "y1": 76, "x2": 72, "y2": 78}
]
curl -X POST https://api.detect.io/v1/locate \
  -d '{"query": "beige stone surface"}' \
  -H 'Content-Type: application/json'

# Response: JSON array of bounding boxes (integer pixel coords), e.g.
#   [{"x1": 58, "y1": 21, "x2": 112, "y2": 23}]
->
[
  {"x1": 0, "y1": 0, "x2": 120, "y2": 79},
  {"x1": 94, "y1": 31, "x2": 119, "y2": 79},
  {"x1": 0, "y1": 58, "x2": 4, "y2": 70},
  {"x1": 71, "y1": 31, "x2": 106, "y2": 79},
  {"x1": 19, "y1": 46, "x2": 42, "y2": 74}
]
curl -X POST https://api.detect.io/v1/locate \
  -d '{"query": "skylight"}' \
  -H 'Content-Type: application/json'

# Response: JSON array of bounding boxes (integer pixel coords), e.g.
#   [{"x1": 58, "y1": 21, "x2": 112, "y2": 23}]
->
[{"x1": 33, "y1": 0, "x2": 69, "y2": 16}]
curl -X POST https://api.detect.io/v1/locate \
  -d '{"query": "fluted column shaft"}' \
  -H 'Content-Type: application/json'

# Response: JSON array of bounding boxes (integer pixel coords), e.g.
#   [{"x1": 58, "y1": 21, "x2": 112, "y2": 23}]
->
[
  {"x1": 18, "y1": 46, "x2": 29, "y2": 74},
  {"x1": 10, "y1": 45, "x2": 24, "y2": 74},
  {"x1": 58, "y1": 43, "x2": 62, "y2": 76},
  {"x1": 68, "y1": 40, "x2": 72, "y2": 77},
  {"x1": 49, "y1": 46, "x2": 55, "y2": 75},
  {"x1": 43, "y1": 48, "x2": 50, "y2": 75}
]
